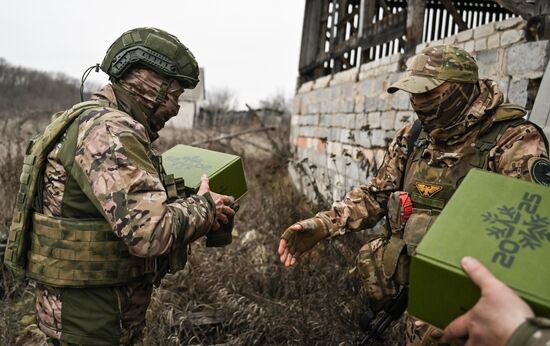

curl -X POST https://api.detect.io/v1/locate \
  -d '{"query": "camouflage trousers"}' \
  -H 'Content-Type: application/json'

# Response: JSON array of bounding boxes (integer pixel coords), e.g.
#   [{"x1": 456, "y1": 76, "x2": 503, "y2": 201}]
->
[{"x1": 356, "y1": 238, "x2": 444, "y2": 345}]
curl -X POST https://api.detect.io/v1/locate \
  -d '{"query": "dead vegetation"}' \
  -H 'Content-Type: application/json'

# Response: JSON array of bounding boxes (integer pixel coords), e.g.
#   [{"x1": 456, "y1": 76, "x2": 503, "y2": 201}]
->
[
  {"x1": 0, "y1": 80, "x2": 388, "y2": 345},
  {"x1": 140, "y1": 122, "x2": 373, "y2": 345}
]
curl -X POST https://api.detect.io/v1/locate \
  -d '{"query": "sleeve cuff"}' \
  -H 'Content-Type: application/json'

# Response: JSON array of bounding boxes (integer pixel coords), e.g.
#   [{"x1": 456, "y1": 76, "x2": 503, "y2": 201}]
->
[
  {"x1": 506, "y1": 318, "x2": 550, "y2": 346},
  {"x1": 199, "y1": 192, "x2": 216, "y2": 216}
]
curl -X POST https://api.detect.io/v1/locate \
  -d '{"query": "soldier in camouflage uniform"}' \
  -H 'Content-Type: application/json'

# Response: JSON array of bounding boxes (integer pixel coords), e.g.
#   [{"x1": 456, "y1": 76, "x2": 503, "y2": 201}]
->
[
  {"x1": 4, "y1": 28, "x2": 236, "y2": 345},
  {"x1": 278, "y1": 45, "x2": 550, "y2": 344}
]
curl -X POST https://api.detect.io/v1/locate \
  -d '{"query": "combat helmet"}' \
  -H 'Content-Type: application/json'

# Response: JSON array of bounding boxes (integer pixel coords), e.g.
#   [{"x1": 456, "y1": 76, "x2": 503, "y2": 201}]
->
[
  {"x1": 388, "y1": 45, "x2": 478, "y2": 94},
  {"x1": 101, "y1": 27, "x2": 199, "y2": 89}
]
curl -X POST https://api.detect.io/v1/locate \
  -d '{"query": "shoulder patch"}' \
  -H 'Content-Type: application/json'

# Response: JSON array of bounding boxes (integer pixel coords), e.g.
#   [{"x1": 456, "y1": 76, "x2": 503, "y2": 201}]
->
[
  {"x1": 493, "y1": 103, "x2": 526, "y2": 122},
  {"x1": 528, "y1": 157, "x2": 550, "y2": 186}
]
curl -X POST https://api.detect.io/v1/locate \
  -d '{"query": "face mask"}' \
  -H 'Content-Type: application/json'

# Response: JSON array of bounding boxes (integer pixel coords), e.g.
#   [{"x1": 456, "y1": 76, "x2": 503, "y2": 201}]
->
[
  {"x1": 119, "y1": 68, "x2": 183, "y2": 132},
  {"x1": 149, "y1": 93, "x2": 181, "y2": 132},
  {"x1": 410, "y1": 82, "x2": 478, "y2": 132}
]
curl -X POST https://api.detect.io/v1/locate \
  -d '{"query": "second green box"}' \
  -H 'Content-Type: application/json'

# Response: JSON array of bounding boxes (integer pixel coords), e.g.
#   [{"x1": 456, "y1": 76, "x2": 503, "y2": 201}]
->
[{"x1": 409, "y1": 169, "x2": 550, "y2": 329}]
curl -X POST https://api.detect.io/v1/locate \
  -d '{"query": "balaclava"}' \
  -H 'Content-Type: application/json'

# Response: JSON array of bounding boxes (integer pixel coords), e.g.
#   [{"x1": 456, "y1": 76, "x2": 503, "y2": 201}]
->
[
  {"x1": 117, "y1": 68, "x2": 182, "y2": 132},
  {"x1": 410, "y1": 81, "x2": 480, "y2": 132}
]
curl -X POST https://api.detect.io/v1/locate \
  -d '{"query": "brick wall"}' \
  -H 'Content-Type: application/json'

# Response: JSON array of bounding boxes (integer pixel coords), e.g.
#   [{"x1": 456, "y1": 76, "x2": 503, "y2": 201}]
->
[{"x1": 289, "y1": 17, "x2": 550, "y2": 203}]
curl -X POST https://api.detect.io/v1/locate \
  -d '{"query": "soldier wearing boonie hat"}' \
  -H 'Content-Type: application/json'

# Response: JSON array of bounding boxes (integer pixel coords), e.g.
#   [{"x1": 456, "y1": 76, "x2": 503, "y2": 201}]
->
[
  {"x1": 278, "y1": 44, "x2": 550, "y2": 344},
  {"x1": 388, "y1": 45, "x2": 478, "y2": 94}
]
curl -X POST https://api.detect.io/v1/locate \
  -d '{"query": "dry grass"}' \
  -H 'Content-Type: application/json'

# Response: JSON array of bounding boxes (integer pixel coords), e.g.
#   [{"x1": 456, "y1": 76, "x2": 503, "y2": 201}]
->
[
  {"x1": 0, "y1": 115, "x2": 49, "y2": 346},
  {"x1": 0, "y1": 117, "x2": 383, "y2": 345},
  {"x1": 138, "y1": 124, "x2": 373, "y2": 345}
]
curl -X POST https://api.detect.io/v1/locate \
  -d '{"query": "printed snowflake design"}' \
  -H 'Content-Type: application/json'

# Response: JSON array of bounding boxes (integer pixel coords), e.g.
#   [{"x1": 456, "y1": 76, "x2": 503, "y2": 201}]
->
[
  {"x1": 482, "y1": 203, "x2": 550, "y2": 251},
  {"x1": 520, "y1": 215, "x2": 550, "y2": 250}
]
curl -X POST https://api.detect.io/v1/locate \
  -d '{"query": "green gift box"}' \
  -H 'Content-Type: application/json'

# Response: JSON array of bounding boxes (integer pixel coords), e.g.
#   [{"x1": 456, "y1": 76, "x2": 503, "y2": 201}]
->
[
  {"x1": 409, "y1": 169, "x2": 550, "y2": 329},
  {"x1": 162, "y1": 144, "x2": 247, "y2": 200}
]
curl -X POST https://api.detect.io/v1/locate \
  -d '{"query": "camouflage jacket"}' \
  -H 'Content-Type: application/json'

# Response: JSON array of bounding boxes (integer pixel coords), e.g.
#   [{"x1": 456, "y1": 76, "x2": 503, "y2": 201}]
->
[
  {"x1": 316, "y1": 80, "x2": 549, "y2": 237},
  {"x1": 35, "y1": 85, "x2": 215, "y2": 344}
]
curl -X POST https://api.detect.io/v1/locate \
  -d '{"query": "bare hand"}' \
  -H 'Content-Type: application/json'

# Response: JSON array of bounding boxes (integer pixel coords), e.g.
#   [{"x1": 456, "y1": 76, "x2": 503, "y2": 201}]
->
[
  {"x1": 197, "y1": 175, "x2": 235, "y2": 231},
  {"x1": 441, "y1": 256, "x2": 534, "y2": 346},
  {"x1": 278, "y1": 224, "x2": 300, "y2": 267}
]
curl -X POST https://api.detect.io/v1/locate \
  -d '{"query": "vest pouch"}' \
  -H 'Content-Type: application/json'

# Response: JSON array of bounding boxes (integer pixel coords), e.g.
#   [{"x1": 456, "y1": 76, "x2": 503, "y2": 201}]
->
[
  {"x1": 3, "y1": 154, "x2": 38, "y2": 278},
  {"x1": 382, "y1": 236, "x2": 406, "y2": 282},
  {"x1": 355, "y1": 237, "x2": 397, "y2": 301},
  {"x1": 4, "y1": 101, "x2": 111, "y2": 280},
  {"x1": 27, "y1": 213, "x2": 153, "y2": 287},
  {"x1": 163, "y1": 174, "x2": 178, "y2": 200},
  {"x1": 403, "y1": 208, "x2": 439, "y2": 256}
]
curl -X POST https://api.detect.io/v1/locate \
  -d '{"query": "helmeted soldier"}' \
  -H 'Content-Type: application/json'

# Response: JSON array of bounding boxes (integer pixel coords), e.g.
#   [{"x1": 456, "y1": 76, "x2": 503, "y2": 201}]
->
[
  {"x1": 4, "y1": 27, "x2": 236, "y2": 345},
  {"x1": 278, "y1": 45, "x2": 550, "y2": 344}
]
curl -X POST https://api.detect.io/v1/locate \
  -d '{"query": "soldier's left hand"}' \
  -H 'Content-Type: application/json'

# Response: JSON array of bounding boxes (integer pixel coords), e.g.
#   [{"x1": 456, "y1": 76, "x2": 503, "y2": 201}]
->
[
  {"x1": 197, "y1": 175, "x2": 235, "y2": 230},
  {"x1": 441, "y1": 256, "x2": 534, "y2": 346}
]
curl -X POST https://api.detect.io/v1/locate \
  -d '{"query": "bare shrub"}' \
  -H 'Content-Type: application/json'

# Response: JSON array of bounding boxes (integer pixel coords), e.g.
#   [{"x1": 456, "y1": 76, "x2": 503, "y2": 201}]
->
[
  {"x1": 258, "y1": 90, "x2": 292, "y2": 114},
  {"x1": 203, "y1": 87, "x2": 240, "y2": 116},
  {"x1": 0, "y1": 116, "x2": 47, "y2": 346},
  {"x1": 0, "y1": 59, "x2": 83, "y2": 118},
  {"x1": 1, "y1": 95, "x2": 385, "y2": 345},
  {"x1": 141, "y1": 122, "x2": 372, "y2": 345}
]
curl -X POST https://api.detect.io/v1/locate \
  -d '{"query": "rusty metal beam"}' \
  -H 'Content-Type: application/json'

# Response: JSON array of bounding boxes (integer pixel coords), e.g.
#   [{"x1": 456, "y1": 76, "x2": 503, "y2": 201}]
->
[
  {"x1": 491, "y1": 0, "x2": 537, "y2": 18},
  {"x1": 440, "y1": 0, "x2": 468, "y2": 31},
  {"x1": 405, "y1": 0, "x2": 426, "y2": 54},
  {"x1": 299, "y1": 0, "x2": 324, "y2": 71}
]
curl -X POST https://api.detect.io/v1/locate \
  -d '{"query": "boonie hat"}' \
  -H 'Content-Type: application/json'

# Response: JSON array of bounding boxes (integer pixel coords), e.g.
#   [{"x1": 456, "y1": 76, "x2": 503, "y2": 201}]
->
[{"x1": 387, "y1": 45, "x2": 478, "y2": 94}]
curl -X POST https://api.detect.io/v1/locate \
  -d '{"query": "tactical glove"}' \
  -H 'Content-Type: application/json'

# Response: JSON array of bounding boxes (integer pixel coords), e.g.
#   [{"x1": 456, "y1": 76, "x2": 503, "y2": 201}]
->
[
  {"x1": 206, "y1": 203, "x2": 240, "y2": 247},
  {"x1": 281, "y1": 214, "x2": 331, "y2": 257}
]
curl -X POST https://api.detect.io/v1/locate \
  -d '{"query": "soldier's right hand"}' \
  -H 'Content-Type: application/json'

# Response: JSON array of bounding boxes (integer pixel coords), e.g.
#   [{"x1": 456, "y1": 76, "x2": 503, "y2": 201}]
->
[
  {"x1": 278, "y1": 217, "x2": 330, "y2": 267},
  {"x1": 197, "y1": 175, "x2": 235, "y2": 230}
]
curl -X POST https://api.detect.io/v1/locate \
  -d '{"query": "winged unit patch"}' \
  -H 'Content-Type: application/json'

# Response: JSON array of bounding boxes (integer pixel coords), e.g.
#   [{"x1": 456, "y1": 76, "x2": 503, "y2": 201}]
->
[{"x1": 415, "y1": 182, "x2": 443, "y2": 198}]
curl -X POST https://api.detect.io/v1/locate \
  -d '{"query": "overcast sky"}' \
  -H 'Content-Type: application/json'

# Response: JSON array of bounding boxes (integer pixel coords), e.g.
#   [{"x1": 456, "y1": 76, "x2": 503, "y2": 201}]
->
[{"x1": 0, "y1": 0, "x2": 305, "y2": 109}]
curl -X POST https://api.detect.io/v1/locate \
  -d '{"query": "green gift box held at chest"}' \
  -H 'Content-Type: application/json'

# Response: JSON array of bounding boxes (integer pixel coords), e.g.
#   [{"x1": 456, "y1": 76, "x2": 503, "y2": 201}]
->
[
  {"x1": 409, "y1": 169, "x2": 550, "y2": 329},
  {"x1": 161, "y1": 144, "x2": 247, "y2": 200}
]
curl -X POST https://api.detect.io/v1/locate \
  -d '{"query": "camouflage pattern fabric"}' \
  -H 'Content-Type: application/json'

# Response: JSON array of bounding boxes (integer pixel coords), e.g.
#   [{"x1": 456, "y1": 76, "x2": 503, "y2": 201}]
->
[
  {"x1": 489, "y1": 122, "x2": 549, "y2": 180},
  {"x1": 410, "y1": 82, "x2": 479, "y2": 132},
  {"x1": 118, "y1": 281, "x2": 153, "y2": 343},
  {"x1": 36, "y1": 286, "x2": 62, "y2": 340},
  {"x1": 355, "y1": 238, "x2": 396, "y2": 301},
  {"x1": 35, "y1": 83, "x2": 215, "y2": 344},
  {"x1": 44, "y1": 85, "x2": 214, "y2": 257},
  {"x1": 508, "y1": 317, "x2": 550, "y2": 346},
  {"x1": 323, "y1": 186, "x2": 385, "y2": 237},
  {"x1": 388, "y1": 45, "x2": 478, "y2": 94},
  {"x1": 43, "y1": 140, "x2": 67, "y2": 217},
  {"x1": 312, "y1": 79, "x2": 548, "y2": 342},
  {"x1": 428, "y1": 79, "x2": 501, "y2": 144},
  {"x1": 117, "y1": 68, "x2": 182, "y2": 133}
]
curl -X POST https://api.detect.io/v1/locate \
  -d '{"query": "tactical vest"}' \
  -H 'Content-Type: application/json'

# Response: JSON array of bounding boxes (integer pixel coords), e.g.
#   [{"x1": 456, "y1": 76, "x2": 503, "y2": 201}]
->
[
  {"x1": 383, "y1": 105, "x2": 528, "y2": 285},
  {"x1": 4, "y1": 101, "x2": 187, "y2": 287}
]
